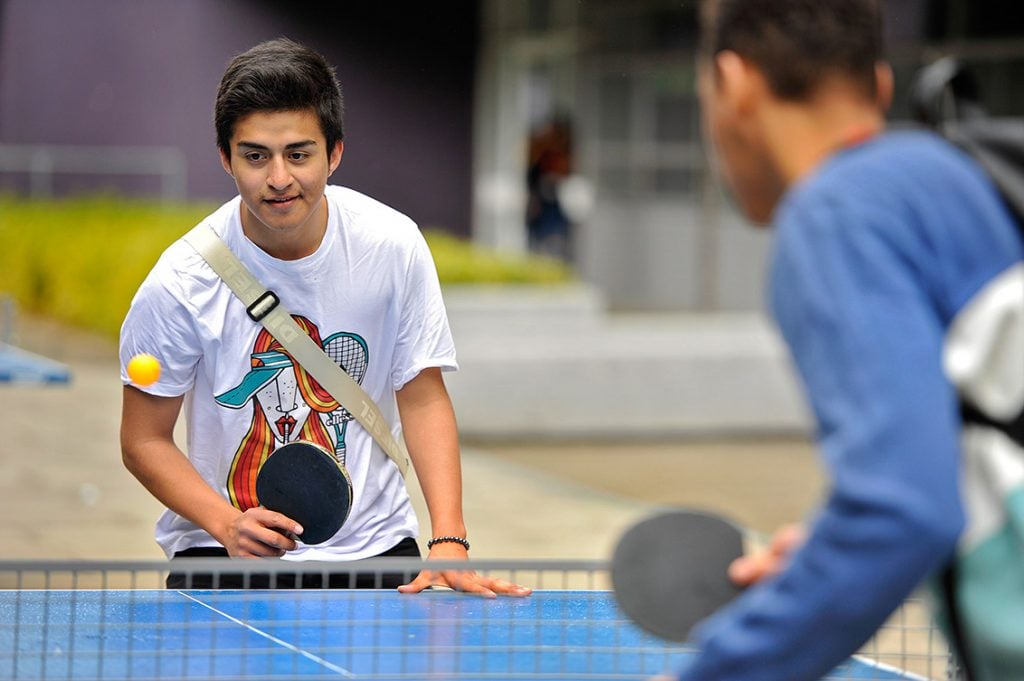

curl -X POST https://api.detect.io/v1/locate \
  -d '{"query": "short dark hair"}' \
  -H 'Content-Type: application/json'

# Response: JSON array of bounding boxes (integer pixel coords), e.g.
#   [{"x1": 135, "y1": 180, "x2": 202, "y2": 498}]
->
[
  {"x1": 215, "y1": 38, "x2": 344, "y2": 156},
  {"x1": 699, "y1": 0, "x2": 884, "y2": 101}
]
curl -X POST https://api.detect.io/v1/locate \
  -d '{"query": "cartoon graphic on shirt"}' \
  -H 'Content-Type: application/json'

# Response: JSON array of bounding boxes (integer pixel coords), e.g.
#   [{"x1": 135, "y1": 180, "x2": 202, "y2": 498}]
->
[{"x1": 214, "y1": 315, "x2": 368, "y2": 511}]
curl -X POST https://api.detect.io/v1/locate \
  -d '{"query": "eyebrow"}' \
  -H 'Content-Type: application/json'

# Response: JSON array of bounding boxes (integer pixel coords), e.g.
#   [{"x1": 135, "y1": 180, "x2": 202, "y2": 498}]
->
[{"x1": 236, "y1": 140, "x2": 318, "y2": 152}]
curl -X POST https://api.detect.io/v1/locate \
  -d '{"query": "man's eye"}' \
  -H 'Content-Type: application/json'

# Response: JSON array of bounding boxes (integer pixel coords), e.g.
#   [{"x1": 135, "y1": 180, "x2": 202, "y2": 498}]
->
[
  {"x1": 244, "y1": 152, "x2": 266, "y2": 163},
  {"x1": 289, "y1": 152, "x2": 309, "y2": 162}
]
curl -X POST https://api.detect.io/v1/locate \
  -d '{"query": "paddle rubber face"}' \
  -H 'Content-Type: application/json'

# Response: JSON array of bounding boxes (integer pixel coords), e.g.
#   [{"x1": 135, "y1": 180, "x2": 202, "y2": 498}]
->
[
  {"x1": 255, "y1": 441, "x2": 352, "y2": 545},
  {"x1": 611, "y1": 510, "x2": 745, "y2": 642}
]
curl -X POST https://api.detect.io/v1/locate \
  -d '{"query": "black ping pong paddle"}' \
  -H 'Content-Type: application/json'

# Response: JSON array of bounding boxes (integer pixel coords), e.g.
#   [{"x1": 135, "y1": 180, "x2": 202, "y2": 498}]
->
[
  {"x1": 611, "y1": 509, "x2": 746, "y2": 642},
  {"x1": 255, "y1": 441, "x2": 352, "y2": 545}
]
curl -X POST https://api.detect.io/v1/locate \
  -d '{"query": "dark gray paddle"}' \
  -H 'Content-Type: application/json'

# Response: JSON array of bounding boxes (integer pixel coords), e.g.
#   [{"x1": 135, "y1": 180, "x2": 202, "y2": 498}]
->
[{"x1": 611, "y1": 510, "x2": 746, "y2": 642}]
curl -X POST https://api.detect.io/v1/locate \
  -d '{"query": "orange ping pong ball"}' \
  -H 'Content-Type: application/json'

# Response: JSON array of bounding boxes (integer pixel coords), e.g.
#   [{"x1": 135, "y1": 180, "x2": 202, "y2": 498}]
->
[{"x1": 127, "y1": 353, "x2": 161, "y2": 386}]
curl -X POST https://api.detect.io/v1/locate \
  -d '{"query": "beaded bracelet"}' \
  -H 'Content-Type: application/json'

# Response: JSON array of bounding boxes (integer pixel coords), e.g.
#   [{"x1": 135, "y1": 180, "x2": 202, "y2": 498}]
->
[{"x1": 427, "y1": 535, "x2": 470, "y2": 551}]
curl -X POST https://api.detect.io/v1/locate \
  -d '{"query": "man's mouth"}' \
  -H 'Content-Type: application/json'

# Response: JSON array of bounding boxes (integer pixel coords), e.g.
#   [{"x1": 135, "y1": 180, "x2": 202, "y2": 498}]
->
[{"x1": 265, "y1": 195, "x2": 298, "y2": 207}]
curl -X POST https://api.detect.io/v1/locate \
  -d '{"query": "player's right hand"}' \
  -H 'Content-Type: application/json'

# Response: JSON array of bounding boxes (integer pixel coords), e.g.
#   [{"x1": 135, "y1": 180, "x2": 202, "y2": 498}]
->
[
  {"x1": 224, "y1": 507, "x2": 302, "y2": 557},
  {"x1": 728, "y1": 522, "x2": 807, "y2": 586}
]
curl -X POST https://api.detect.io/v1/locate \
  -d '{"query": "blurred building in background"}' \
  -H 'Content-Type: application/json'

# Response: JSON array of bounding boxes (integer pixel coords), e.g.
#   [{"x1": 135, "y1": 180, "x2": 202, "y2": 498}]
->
[
  {"x1": 2, "y1": 0, "x2": 1022, "y2": 313},
  {"x1": 473, "y1": 0, "x2": 1024, "y2": 311}
]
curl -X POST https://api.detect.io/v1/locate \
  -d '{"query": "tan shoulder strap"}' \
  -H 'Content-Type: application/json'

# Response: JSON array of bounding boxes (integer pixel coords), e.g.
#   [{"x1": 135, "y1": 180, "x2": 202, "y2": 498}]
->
[{"x1": 183, "y1": 223, "x2": 411, "y2": 477}]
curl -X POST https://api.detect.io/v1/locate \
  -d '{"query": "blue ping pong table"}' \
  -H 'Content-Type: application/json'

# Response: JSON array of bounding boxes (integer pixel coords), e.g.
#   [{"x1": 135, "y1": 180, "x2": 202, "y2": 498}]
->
[{"x1": 1, "y1": 589, "x2": 927, "y2": 681}]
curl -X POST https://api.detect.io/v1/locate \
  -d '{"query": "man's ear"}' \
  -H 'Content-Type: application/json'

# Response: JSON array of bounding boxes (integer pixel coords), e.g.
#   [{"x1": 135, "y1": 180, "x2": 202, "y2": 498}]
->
[
  {"x1": 714, "y1": 50, "x2": 762, "y2": 115},
  {"x1": 875, "y1": 61, "x2": 894, "y2": 113},
  {"x1": 328, "y1": 141, "x2": 344, "y2": 175},
  {"x1": 219, "y1": 148, "x2": 233, "y2": 177}
]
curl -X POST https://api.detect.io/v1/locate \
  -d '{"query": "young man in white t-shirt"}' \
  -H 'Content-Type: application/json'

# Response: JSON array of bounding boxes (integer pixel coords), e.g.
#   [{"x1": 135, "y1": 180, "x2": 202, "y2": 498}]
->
[{"x1": 120, "y1": 38, "x2": 530, "y2": 596}]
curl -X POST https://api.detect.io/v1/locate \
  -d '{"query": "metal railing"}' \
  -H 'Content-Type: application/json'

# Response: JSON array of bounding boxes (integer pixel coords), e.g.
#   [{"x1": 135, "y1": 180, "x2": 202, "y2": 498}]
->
[{"x1": 0, "y1": 143, "x2": 187, "y2": 201}]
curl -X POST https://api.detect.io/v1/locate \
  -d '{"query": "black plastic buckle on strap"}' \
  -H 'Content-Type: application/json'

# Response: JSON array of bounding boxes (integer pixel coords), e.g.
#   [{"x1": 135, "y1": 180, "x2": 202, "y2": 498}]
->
[{"x1": 246, "y1": 290, "x2": 280, "y2": 322}]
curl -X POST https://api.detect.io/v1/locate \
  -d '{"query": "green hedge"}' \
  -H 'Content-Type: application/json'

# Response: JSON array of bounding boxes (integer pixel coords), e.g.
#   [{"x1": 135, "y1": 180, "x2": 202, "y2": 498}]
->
[{"x1": 0, "y1": 195, "x2": 573, "y2": 340}]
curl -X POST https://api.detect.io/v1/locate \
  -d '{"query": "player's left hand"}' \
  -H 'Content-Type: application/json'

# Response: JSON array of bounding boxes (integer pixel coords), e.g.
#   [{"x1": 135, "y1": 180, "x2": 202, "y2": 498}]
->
[
  {"x1": 397, "y1": 542, "x2": 533, "y2": 597},
  {"x1": 728, "y1": 522, "x2": 807, "y2": 586}
]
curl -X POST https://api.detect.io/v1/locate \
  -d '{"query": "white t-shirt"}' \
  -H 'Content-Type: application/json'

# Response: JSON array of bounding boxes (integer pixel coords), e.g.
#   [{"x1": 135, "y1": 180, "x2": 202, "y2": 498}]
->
[{"x1": 119, "y1": 185, "x2": 458, "y2": 560}]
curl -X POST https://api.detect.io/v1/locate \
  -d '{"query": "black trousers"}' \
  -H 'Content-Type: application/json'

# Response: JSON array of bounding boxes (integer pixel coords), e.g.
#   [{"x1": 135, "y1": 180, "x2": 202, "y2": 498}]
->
[{"x1": 166, "y1": 536, "x2": 421, "y2": 589}]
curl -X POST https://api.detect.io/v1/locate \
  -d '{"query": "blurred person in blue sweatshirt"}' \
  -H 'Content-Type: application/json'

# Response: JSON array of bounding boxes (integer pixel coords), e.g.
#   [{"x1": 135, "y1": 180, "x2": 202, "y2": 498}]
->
[{"x1": 665, "y1": 1, "x2": 1024, "y2": 679}]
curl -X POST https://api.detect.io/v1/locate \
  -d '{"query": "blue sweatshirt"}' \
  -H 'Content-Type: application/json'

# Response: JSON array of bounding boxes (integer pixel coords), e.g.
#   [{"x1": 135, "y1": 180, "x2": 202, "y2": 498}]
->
[{"x1": 678, "y1": 131, "x2": 1024, "y2": 680}]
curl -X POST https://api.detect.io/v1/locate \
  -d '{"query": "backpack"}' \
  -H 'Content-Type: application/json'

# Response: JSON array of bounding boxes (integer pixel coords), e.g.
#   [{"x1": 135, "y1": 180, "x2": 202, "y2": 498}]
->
[{"x1": 911, "y1": 57, "x2": 1024, "y2": 681}]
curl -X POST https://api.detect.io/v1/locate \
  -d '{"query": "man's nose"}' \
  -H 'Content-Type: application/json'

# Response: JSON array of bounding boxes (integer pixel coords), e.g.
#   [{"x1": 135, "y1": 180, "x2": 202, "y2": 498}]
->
[{"x1": 267, "y1": 156, "x2": 292, "y2": 190}]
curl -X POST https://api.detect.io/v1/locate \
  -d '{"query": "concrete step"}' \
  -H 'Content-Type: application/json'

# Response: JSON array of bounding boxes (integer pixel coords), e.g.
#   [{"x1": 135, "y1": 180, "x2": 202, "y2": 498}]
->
[{"x1": 441, "y1": 285, "x2": 811, "y2": 440}]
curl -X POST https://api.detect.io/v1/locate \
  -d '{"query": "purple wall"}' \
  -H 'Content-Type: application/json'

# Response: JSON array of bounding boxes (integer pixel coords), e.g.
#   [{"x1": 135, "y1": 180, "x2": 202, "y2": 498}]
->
[{"x1": 0, "y1": 0, "x2": 478, "y2": 234}]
